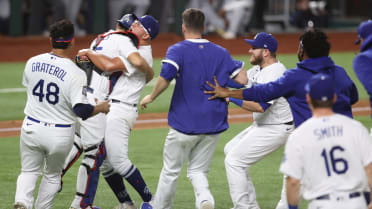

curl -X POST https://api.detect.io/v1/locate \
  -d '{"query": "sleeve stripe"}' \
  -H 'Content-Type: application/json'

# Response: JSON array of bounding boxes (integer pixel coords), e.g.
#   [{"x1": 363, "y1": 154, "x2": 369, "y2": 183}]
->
[
  {"x1": 162, "y1": 59, "x2": 179, "y2": 71},
  {"x1": 230, "y1": 61, "x2": 245, "y2": 79}
]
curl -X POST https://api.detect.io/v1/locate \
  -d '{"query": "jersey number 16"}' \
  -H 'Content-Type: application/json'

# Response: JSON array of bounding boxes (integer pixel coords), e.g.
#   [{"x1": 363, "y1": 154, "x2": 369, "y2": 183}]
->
[
  {"x1": 321, "y1": 145, "x2": 349, "y2": 177},
  {"x1": 32, "y1": 79, "x2": 60, "y2": 105}
]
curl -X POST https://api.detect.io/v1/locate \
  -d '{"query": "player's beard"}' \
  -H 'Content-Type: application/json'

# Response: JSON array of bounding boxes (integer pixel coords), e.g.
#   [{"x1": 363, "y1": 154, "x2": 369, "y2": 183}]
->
[{"x1": 250, "y1": 53, "x2": 263, "y2": 66}]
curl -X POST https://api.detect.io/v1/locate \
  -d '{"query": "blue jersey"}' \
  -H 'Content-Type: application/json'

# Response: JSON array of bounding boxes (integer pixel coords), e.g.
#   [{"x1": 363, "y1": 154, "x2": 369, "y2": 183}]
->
[
  {"x1": 160, "y1": 39, "x2": 242, "y2": 134},
  {"x1": 353, "y1": 35, "x2": 372, "y2": 116},
  {"x1": 243, "y1": 56, "x2": 358, "y2": 127}
]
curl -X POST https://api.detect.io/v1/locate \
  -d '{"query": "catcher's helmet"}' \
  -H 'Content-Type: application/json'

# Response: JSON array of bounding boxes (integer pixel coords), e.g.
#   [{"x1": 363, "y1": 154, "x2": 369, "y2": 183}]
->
[{"x1": 117, "y1": 13, "x2": 138, "y2": 30}]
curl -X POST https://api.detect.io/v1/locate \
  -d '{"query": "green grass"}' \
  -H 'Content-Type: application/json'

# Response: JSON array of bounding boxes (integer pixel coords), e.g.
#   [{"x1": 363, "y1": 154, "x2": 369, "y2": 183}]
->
[
  {"x1": 2, "y1": 116, "x2": 372, "y2": 209},
  {"x1": 0, "y1": 52, "x2": 369, "y2": 121}
]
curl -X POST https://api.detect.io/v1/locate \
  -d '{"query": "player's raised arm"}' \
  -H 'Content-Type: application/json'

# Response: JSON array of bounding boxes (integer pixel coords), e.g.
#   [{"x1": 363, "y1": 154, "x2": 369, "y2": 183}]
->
[
  {"x1": 77, "y1": 49, "x2": 127, "y2": 73},
  {"x1": 127, "y1": 52, "x2": 154, "y2": 83}
]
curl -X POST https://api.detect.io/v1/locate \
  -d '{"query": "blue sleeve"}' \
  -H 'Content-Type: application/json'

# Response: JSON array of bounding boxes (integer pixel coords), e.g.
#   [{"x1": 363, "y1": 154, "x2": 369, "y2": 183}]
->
[
  {"x1": 259, "y1": 102, "x2": 271, "y2": 111},
  {"x1": 160, "y1": 62, "x2": 178, "y2": 81},
  {"x1": 229, "y1": 97, "x2": 243, "y2": 107},
  {"x1": 73, "y1": 103, "x2": 94, "y2": 120},
  {"x1": 242, "y1": 70, "x2": 295, "y2": 102},
  {"x1": 227, "y1": 79, "x2": 244, "y2": 89},
  {"x1": 353, "y1": 54, "x2": 372, "y2": 99},
  {"x1": 160, "y1": 45, "x2": 182, "y2": 81}
]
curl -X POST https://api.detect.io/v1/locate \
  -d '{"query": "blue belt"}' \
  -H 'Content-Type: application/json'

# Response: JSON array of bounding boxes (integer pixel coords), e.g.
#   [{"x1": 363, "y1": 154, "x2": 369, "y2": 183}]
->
[
  {"x1": 111, "y1": 99, "x2": 137, "y2": 107},
  {"x1": 27, "y1": 116, "x2": 71, "y2": 128},
  {"x1": 315, "y1": 192, "x2": 361, "y2": 200}
]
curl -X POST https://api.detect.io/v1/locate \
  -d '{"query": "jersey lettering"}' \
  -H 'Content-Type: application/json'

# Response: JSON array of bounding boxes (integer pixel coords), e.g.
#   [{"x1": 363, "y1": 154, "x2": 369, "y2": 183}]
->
[
  {"x1": 31, "y1": 62, "x2": 67, "y2": 81},
  {"x1": 32, "y1": 79, "x2": 60, "y2": 105},
  {"x1": 314, "y1": 126, "x2": 343, "y2": 140},
  {"x1": 321, "y1": 145, "x2": 348, "y2": 176}
]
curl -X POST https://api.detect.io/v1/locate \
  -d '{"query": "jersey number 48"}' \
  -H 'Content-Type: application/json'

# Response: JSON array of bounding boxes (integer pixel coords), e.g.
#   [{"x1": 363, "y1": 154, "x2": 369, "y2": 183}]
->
[
  {"x1": 32, "y1": 79, "x2": 60, "y2": 105},
  {"x1": 321, "y1": 145, "x2": 349, "y2": 176}
]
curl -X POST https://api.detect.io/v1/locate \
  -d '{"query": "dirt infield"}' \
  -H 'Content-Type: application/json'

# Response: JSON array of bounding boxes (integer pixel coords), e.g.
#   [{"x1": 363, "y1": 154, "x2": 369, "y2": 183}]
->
[
  {"x1": 0, "y1": 100, "x2": 370, "y2": 138},
  {"x1": 0, "y1": 31, "x2": 360, "y2": 61}
]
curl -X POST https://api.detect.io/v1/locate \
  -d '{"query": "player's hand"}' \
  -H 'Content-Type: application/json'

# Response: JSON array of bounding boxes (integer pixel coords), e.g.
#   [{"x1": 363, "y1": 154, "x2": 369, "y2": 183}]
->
[
  {"x1": 96, "y1": 100, "x2": 110, "y2": 114},
  {"x1": 140, "y1": 95, "x2": 153, "y2": 109},
  {"x1": 368, "y1": 202, "x2": 372, "y2": 209},
  {"x1": 77, "y1": 49, "x2": 91, "y2": 60},
  {"x1": 204, "y1": 76, "x2": 230, "y2": 100}
]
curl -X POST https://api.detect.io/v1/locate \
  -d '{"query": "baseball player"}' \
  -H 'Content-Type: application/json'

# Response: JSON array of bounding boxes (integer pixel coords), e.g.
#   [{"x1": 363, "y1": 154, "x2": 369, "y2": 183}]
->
[
  {"x1": 354, "y1": 20, "x2": 372, "y2": 120},
  {"x1": 60, "y1": 13, "x2": 142, "y2": 209},
  {"x1": 77, "y1": 15, "x2": 160, "y2": 209},
  {"x1": 14, "y1": 19, "x2": 110, "y2": 209},
  {"x1": 205, "y1": 29, "x2": 358, "y2": 127},
  {"x1": 224, "y1": 33, "x2": 294, "y2": 209},
  {"x1": 280, "y1": 73, "x2": 372, "y2": 209},
  {"x1": 140, "y1": 8, "x2": 248, "y2": 209}
]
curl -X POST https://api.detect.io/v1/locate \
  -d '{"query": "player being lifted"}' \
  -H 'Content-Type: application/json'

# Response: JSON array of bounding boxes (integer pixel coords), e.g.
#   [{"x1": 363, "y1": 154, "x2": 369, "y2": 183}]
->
[
  {"x1": 14, "y1": 19, "x2": 110, "y2": 209},
  {"x1": 63, "y1": 14, "x2": 159, "y2": 209}
]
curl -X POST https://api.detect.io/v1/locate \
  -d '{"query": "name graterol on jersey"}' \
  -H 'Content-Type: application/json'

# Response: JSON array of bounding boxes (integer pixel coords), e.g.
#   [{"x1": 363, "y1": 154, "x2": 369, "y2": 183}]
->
[
  {"x1": 314, "y1": 125, "x2": 343, "y2": 140},
  {"x1": 31, "y1": 61, "x2": 67, "y2": 81}
]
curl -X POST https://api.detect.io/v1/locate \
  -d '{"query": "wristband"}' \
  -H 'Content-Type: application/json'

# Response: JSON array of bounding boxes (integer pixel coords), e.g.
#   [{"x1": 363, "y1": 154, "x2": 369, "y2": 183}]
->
[
  {"x1": 288, "y1": 204, "x2": 298, "y2": 209},
  {"x1": 229, "y1": 97, "x2": 243, "y2": 107}
]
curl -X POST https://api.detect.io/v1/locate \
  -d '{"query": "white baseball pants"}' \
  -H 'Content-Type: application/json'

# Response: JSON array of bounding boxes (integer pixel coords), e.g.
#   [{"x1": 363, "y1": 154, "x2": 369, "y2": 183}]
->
[
  {"x1": 224, "y1": 122, "x2": 293, "y2": 209},
  {"x1": 153, "y1": 128, "x2": 220, "y2": 209},
  {"x1": 15, "y1": 117, "x2": 75, "y2": 209},
  {"x1": 103, "y1": 102, "x2": 138, "y2": 177}
]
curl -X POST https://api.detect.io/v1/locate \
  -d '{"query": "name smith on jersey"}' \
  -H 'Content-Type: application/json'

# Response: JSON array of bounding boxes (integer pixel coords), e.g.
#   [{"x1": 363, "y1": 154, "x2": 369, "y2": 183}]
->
[
  {"x1": 31, "y1": 61, "x2": 67, "y2": 81},
  {"x1": 313, "y1": 125, "x2": 343, "y2": 140}
]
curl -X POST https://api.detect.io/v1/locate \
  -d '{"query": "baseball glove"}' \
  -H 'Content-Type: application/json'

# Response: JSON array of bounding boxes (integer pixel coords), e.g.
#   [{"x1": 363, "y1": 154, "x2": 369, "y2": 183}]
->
[{"x1": 75, "y1": 55, "x2": 107, "y2": 86}]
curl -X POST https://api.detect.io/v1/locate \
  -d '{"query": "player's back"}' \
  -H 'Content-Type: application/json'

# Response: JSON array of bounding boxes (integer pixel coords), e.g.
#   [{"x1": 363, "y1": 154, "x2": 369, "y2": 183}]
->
[
  {"x1": 292, "y1": 114, "x2": 372, "y2": 200},
  {"x1": 23, "y1": 53, "x2": 86, "y2": 125},
  {"x1": 165, "y1": 39, "x2": 241, "y2": 134}
]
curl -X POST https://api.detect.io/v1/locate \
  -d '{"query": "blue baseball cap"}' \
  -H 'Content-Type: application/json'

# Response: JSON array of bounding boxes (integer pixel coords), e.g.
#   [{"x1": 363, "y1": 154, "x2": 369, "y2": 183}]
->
[
  {"x1": 305, "y1": 74, "x2": 335, "y2": 101},
  {"x1": 117, "y1": 13, "x2": 138, "y2": 30},
  {"x1": 138, "y1": 15, "x2": 159, "y2": 40},
  {"x1": 355, "y1": 20, "x2": 372, "y2": 44},
  {"x1": 244, "y1": 32, "x2": 278, "y2": 53}
]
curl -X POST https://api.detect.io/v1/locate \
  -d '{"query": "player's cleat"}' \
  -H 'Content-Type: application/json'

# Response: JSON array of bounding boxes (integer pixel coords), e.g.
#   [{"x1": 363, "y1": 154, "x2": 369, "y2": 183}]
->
[
  {"x1": 140, "y1": 202, "x2": 153, "y2": 209},
  {"x1": 200, "y1": 200, "x2": 214, "y2": 209},
  {"x1": 68, "y1": 206, "x2": 101, "y2": 209},
  {"x1": 14, "y1": 202, "x2": 27, "y2": 209},
  {"x1": 114, "y1": 201, "x2": 137, "y2": 209}
]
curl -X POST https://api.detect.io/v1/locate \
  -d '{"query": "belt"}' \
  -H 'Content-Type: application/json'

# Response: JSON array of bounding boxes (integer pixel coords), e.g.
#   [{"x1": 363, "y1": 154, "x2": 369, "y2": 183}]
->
[
  {"x1": 315, "y1": 192, "x2": 361, "y2": 200},
  {"x1": 27, "y1": 116, "x2": 71, "y2": 128},
  {"x1": 284, "y1": 121, "x2": 294, "y2": 125},
  {"x1": 111, "y1": 99, "x2": 137, "y2": 107}
]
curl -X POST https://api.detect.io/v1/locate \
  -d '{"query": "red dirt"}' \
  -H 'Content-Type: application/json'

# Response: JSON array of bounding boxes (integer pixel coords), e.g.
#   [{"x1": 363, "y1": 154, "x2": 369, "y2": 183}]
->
[
  {"x1": 0, "y1": 100, "x2": 370, "y2": 138},
  {"x1": 0, "y1": 32, "x2": 360, "y2": 61}
]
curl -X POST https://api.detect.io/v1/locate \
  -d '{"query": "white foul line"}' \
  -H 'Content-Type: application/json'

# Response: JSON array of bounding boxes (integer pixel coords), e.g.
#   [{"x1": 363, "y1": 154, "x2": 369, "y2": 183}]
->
[{"x1": 0, "y1": 106, "x2": 370, "y2": 133}]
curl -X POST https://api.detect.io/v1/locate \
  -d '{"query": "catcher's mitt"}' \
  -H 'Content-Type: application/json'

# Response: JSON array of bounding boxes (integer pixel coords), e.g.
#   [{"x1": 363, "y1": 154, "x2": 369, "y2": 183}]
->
[{"x1": 75, "y1": 55, "x2": 107, "y2": 86}]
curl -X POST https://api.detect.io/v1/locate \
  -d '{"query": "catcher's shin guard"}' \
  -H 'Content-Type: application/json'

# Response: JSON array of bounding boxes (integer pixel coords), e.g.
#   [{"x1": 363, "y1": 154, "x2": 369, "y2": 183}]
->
[
  {"x1": 62, "y1": 134, "x2": 84, "y2": 177},
  {"x1": 72, "y1": 142, "x2": 106, "y2": 208}
]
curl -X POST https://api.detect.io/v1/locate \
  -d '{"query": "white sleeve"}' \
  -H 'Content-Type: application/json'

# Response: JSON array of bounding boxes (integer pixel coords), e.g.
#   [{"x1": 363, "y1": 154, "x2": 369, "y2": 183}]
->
[
  {"x1": 357, "y1": 125, "x2": 372, "y2": 166},
  {"x1": 117, "y1": 36, "x2": 138, "y2": 59},
  {"x1": 280, "y1": 134, "x2": 304, "y2": 179},
  {"x1": 69, "y1": 71, "x2": 88, "y2": 107},
  {"x1": 22, "y1": 59, "x2": 32, "y2": 87}
]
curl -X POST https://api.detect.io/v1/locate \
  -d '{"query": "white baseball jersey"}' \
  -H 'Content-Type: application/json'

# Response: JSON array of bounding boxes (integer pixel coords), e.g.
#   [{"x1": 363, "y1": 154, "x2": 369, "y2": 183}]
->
[
  {"x1": 22, "y1": 53, "x2": 87, "y2": 124},
  {"x1": 246, "y1": 62, "x2": 292, "y2": 124},
  {"x1": 280, "y1": 113, "x2": 372, "y2": 200},
  {"x1": 109, "y1": 45, "x2": 153, "y2": 104}
]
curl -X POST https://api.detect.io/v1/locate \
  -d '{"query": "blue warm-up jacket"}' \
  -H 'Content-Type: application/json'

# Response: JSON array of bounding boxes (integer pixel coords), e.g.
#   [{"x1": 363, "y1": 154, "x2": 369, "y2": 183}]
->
[
  {"x1": 243, "y1": 56, "x2": 358, "y2": 127},
  {"x1": 353, "y1": 35, "x2": 372, "y2": 116}
]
